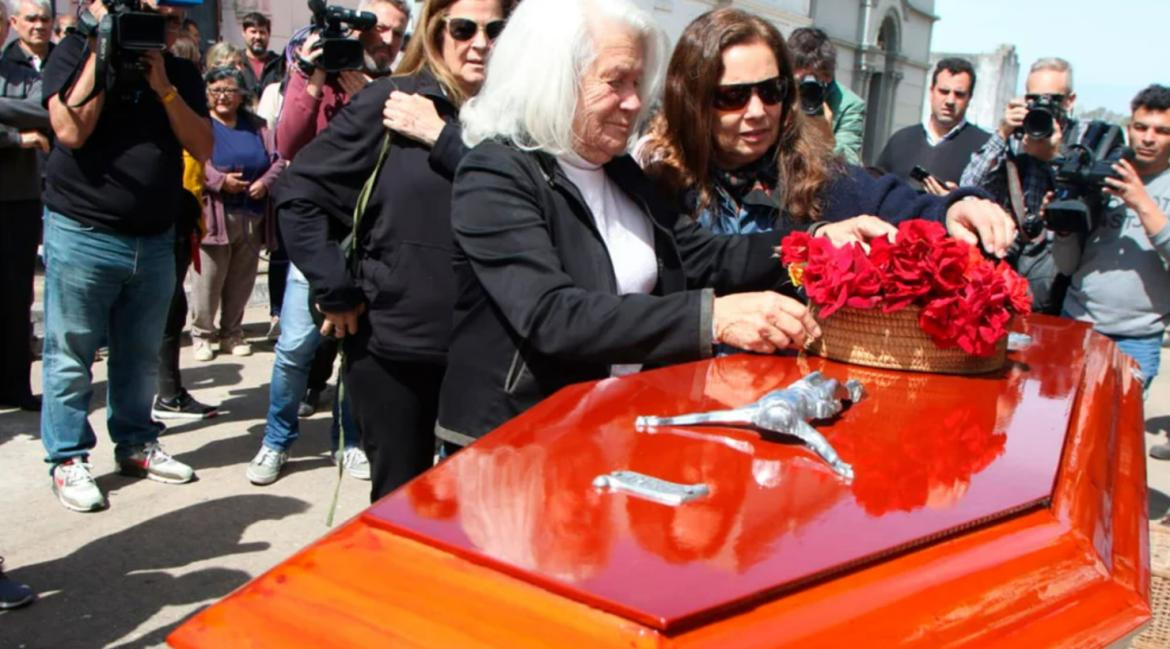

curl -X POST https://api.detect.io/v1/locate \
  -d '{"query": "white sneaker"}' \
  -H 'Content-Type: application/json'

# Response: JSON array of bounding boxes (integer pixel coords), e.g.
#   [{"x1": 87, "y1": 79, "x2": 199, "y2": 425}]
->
[
  {"x1": 192, "y1": 339, "x2": 214, "y2": 362},
  {"x1": 335, "y1": 447, "x2": 371, "y2": 481},
  {"x1": 224, "y1": 336, "x2": 252, "y2": 357},
  {"x1": 247, "y1": 446, "x2": 288, "y2": 485},
  {"x1": 116, "y1": 441, "x2": 196, "y2": 484},
  {"x1": 51, "y1": 459, "x2": 107, "y2": 512}
]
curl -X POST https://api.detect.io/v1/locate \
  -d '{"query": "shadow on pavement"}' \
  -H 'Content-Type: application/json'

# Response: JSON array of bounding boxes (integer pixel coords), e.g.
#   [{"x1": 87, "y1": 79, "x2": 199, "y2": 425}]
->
[
  {"x1": 1, "y1": 494, "x2": 309, "y2": 649},
  {"x1": 1149, "y1": 415, "x2": 1170, "y2": 435},
  {"x1": 1150, "y1": 487, "x2": 1170, "y2": 521},
  {"x1": 0, "y1": 408, "x2": 39, "y2": 448}
]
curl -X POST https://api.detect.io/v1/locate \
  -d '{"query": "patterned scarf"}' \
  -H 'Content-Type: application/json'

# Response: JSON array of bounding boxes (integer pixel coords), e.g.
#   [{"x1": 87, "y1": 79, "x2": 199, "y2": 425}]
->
[{"x1": 710, "y1": 146, "x2": 781, "y2": 205}]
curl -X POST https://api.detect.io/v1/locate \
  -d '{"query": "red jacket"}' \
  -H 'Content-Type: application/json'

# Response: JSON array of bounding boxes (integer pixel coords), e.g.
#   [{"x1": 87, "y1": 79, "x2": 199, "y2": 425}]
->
[{"x1": 275, "y1": 67, "x2": 353, "y2": 161}]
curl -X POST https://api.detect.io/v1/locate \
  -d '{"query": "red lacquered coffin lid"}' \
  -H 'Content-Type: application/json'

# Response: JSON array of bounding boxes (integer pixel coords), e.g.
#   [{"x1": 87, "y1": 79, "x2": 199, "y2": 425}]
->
[{"x1": 365, "y1": 321, "x2": 1083, "y2": 632}]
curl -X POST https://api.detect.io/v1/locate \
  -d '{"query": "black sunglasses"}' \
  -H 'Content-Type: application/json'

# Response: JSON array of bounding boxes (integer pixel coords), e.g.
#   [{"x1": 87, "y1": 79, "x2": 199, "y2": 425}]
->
[
  {"x1": 713, "y1": 76, "x2": 788, "y2": 111},
  {"x1": 443, "y1": 17, "x2": 506, "y2": 42}
]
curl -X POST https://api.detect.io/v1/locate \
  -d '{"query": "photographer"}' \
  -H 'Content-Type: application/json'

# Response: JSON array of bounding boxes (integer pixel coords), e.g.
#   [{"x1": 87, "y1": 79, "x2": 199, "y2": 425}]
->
[
  {"x1": 38, "y1": 0, "x2": 212, "y2": 512},
  {"x1": 1052, "y1": 85, "x2": 1170, "y2": 450},
  {"x1": 960, "y1": 57, "x2": 1083, "y2": 314},
  {"x1": 788, "y1": 26, "x2": 865, "y2": 164}
]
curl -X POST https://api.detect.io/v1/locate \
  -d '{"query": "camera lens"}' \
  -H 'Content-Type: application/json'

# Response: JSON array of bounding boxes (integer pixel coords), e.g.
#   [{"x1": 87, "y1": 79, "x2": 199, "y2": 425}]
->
[
  {"x1": 1023, "y1": 107, "x2": 1055, "y2": 140},
  {"x1": 798, "y1": 77, "x2": 825, "y2": 116}
]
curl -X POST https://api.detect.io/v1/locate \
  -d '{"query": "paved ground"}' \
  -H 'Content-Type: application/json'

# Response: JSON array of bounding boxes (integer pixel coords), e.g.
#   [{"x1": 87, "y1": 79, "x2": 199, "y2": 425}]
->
[{"x1": 1, "y1": 265, "x2": 1169, "y2": 648}]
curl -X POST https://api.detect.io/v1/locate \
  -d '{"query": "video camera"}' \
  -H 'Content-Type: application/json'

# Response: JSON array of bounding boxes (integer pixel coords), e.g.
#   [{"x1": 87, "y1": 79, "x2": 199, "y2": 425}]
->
[
  {"x1": 92, "y1": 0, "x2": 167, "y2": 84},
  {"x1": 798, "y1": 75, "x2": 828, "y2": 116},
  {"x1": 1019, "y1": 93, "x2": 1066, "y2": 140},
  {"x1": 307, "y1": 0, "x2": 376, "y2": 73},
  {"x1": 1044, "y1": 121, "x2": 1135, "y2": 234}
]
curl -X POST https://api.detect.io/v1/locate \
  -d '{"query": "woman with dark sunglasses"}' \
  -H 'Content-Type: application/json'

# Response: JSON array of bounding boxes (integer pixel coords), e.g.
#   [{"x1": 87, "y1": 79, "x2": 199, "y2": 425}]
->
[
  {"x1": 641, "y1": 8, "x2": 1017, "y2": 252},
  {"x1": 274, "y1": 0, "x2": 513, "y2": 501},
  {"x1": 434, "y1": 0, "x2": 905, "y2": 448}
]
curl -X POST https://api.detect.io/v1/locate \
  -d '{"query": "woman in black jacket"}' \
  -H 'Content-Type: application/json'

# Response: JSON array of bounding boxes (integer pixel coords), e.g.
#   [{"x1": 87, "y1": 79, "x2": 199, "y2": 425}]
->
[
  {"x1": 437, "y1": 0, "x2": 918, "y2": 446},
  {"x1": 274, "y1": 0, "x2": 512, "y2": 500}
]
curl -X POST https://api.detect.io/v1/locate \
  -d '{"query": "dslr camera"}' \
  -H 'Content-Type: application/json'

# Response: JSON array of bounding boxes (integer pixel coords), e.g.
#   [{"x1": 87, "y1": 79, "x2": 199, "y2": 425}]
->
[
  {"x1": 1044, "y1": 121, "x2": 1135, "y2": 234},
  {"x1": 798, "y1": 75, "x2": 828, "y2": 116},
  {"x1": 1019, "y1": 93, "x2": 1066, "y2": 140},
  {"x1": 306, "y1": 0, "x2": 376, "y2": 73}
]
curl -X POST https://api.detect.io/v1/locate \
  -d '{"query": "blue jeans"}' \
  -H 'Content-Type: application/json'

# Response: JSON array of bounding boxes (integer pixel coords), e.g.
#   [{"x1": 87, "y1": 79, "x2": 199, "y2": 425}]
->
[
  {"x1": 262, "y1": 264, "x2": 357, "y2": 452},
  {"x1": 1108, "y1": 332, "x2": 1162, "y2": 398},
  {"x1": 40, "y1": 210, "x2": 175, "y2": 463}
]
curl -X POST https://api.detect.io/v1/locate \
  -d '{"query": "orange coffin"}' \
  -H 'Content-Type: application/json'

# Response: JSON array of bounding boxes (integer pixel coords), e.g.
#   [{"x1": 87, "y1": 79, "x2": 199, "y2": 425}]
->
[{"x1": 169, "y1": 316, "x2": 1151, "y2": 648}]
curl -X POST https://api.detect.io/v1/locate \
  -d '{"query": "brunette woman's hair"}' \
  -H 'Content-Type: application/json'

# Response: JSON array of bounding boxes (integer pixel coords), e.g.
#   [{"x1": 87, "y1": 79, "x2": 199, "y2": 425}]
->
[
  {"x1": 395, "y1": 0, "x2": 515, "y2": 108},
  {"x1": 642, "y1": 8, "x2": 839, "y2": 222}
]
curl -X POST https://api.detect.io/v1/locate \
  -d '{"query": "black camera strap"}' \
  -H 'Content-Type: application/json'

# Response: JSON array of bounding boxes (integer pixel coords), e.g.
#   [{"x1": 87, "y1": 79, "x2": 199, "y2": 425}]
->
[{"x1": 58, "y1": 11, "x2": 114, "y2": 109}]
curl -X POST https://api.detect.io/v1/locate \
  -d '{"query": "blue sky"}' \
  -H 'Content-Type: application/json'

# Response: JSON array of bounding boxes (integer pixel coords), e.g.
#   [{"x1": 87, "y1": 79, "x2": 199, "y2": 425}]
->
[{"x1": 932, "y1": 0, "x2": 1168, "y2": 115}]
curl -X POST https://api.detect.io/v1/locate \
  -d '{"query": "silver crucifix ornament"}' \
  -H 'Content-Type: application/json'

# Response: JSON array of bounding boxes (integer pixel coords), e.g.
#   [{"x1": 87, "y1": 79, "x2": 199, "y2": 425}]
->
[{"x1": 635, "y1": 372, "x2": 865, "y2": 481}]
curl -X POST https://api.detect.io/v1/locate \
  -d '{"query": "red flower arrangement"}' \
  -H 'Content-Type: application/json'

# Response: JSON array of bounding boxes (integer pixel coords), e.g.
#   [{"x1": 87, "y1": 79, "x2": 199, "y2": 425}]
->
[{"x1": 782, "y1": 220, "x2": 1032, "y2": 357}]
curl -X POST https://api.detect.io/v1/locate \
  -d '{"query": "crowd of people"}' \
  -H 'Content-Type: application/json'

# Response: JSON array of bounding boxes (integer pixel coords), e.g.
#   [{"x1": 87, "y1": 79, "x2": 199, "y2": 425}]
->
[{"x1": 1, "y1": 0, "x2": 1167, "y2": 610}]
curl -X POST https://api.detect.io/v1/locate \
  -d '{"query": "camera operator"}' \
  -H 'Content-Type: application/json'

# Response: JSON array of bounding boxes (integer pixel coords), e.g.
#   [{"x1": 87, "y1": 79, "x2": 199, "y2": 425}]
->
[
  {"x1": 788, "y1": 26, "x2": 866, "y2": 164},
  {"x1": 38, "y1": 0, "x2": 212, "y2": 512},
  {"x1": 247, "y1": 0, "x2": 410, "y2": 487},
  {"x1": 1052, "y1": 85, "x2": 1170, "y2": 437},
  {"x1": 960, "y1": 57, "x2": 1084, "y2": 314},
  {"x1": 276, "y1": 0, "x2": 409, "y2": 160},
  {"x1": 0, "y1": 0, "x2": 49, "y2": 412}
]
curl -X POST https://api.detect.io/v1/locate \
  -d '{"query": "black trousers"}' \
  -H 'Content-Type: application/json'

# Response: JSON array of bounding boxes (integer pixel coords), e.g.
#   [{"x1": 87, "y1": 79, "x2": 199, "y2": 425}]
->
[
  {"x1": 0, "y1": 200, "x2": 41, "y2": 401},
  {"x1": 308, "y1": 336, "x2": 338, "y2": 393},
  {"x1": 345, "y1": 342, "x2": 443, "y2": 502},
  {"x1": 157, "y1": 230, "x2": 191, "y2": 399},
  {"x1": 268, "y1": 226, "x2": 289, "y2": 319}
]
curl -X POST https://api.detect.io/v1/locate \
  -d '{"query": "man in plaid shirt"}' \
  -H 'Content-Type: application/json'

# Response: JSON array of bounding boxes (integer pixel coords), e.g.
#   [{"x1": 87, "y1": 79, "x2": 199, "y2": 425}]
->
[{"x1": 961, "y1": 58, "x2": 1082, "y2": 314}]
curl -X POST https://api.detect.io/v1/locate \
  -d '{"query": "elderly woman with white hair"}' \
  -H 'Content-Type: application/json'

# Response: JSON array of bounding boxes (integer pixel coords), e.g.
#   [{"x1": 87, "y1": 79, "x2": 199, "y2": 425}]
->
[{"x1": 434, "y1": 0, "x2": 901, "y2": 446}]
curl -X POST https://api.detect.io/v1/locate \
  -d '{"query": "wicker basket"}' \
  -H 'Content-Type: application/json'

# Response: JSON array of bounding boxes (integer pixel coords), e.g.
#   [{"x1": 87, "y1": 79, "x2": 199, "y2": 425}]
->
[
  {"x1": 1133, "y1": 521, "x2": 1170, "y2": 649},
  {"x1": 807, "y1": 306, "x2": 1007, "y2": 375}
]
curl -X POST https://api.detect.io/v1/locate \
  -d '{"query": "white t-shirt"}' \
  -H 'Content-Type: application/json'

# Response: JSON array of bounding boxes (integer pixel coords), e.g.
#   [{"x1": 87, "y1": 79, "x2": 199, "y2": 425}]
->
[{"x1": 556, "y1": 153, "x2": 658, "y2": 376}]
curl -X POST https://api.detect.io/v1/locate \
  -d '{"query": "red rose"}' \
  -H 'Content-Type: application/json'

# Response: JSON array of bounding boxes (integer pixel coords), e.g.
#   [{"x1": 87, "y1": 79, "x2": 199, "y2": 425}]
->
[
  {"x1": 804, "y1": 241, "x2": 882, "y2": 317},
  {"x1": 779, "y1": 231, "x2": 812, "y2": 266},
  {"x1": 928, "y1": 239, "x2": 972, "y2": 295},
  {"x1": 919, "y1": 296, "x2": 962, "y2": 349},
  {"x1": 875, "y1": 220, "x2": 958, "y2": 312},
  {"x1": 995, "y1": 262, "x2": 1033, "y2": 315}
]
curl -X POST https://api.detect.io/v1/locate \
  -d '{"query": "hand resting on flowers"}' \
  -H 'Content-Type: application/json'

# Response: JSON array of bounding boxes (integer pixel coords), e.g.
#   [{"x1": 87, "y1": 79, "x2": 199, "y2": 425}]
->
[
  {"x1": 944, "y1": 198, "x2": 1017, "y2": 259},
  {"x1": 714, "y1": 215, "x2": 895, "y2": 353}
]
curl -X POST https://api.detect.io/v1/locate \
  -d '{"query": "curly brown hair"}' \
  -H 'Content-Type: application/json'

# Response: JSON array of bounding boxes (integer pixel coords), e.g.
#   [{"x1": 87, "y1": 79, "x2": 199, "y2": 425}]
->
[{"x1": 642, "y1": 8, "x2": 839, "y2": 223}]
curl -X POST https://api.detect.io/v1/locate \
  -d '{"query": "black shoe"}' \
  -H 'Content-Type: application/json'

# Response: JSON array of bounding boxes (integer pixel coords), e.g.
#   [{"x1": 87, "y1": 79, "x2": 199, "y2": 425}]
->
[
  {"x1": 0, "y1": 394, "x2": 40, "y2": 412},
  {"x1": 1151, "y1": 441, "x2": 1170, "y2": 461},
  {"x1": 152, "y1": 390, "x2": 219, "y2": 421},
  {"x1": 0, "y1": 559, "x2": 34, "y2": 610},
  {"x1": 298, "y1": 388, "x2": 321, "y2": 418}
]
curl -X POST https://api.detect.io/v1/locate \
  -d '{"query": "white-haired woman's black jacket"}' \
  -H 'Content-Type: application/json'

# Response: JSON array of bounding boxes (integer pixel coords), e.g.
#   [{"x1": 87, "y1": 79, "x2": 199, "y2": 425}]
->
[{"x1": 436, "y1": 141, "x2": 794, "y2": 445}]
